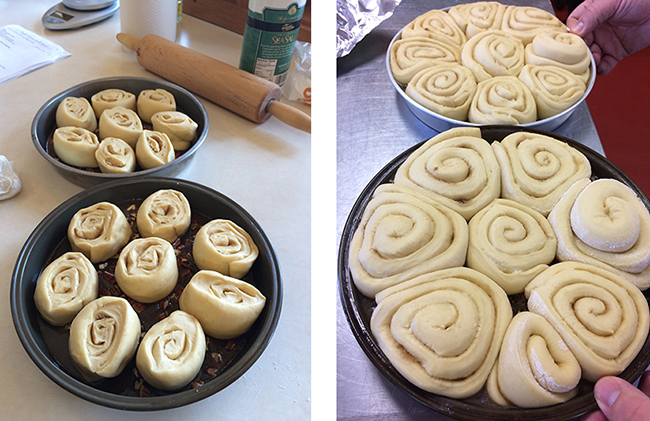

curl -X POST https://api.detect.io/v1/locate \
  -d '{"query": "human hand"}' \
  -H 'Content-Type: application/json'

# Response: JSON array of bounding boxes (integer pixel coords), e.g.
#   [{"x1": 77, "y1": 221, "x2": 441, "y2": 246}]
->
[
  {"x1": 581, "y1": 371, "x2": 650, "y2": 421},
  {"x1": 566, "y1": 0, "x2": 650, "y2": 75}
]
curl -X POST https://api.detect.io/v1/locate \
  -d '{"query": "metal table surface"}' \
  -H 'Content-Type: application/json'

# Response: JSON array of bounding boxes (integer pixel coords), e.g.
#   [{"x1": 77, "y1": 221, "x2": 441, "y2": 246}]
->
[{"x1": 336, "y1": 1, "x2": 604, "y2": 419}]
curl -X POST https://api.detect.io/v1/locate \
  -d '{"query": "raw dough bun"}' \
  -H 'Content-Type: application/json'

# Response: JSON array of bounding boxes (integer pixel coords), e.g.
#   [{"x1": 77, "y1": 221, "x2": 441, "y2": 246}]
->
[
  {"x1": 518, "y1": 64, "x2": 586, "y2": 119},
  {"x1": 68, "y1": 296, "x2": 141, "y2": 381},
  {"x1": 137, "y1": 89, "x2": 176, "y2": 123},
  {"x1": 179, "y1": 270, "x2": 266, "y2": 339},
  {"x1": 348, "y1": 183, "x2": 468, "y2": 298},
  {"x1": 135, "y1": 130, "x2": 175, "y2": 170},
  {"x1": 68, "y1": 201, "x2": 133, "y2": 263},
  {"x1": 525, "y1": 30, "x2": 591, "y2": 84},
  {"x1": 56, "y1": 96, "x2": 97, "y2": 132},
  {"x1": 389, "y1": 37, "x2": 461, "y2": 85},
  {"x1": 405, "y1": 64, "x2": 477, "y2": 121},
  {"x1": 136, "y1": 310, "x2": 206, "y2": 390},
  {"x1": 150, "y1": 111, "x2": 198, "y2": 151},
  {"x1": 500, "y1": 5, "x2": 566, "y2": 45},
  {"x1": 91, "y1": 88, "x2": 136, "y2": 117},
  {"x1": 461, "y1": 30, "x2": 525, "y2": 82},
  {"x1": 401, "y1": 9, "x2": 467, "y2": 50},
  {"x1": 52, "y1": 126, "x2": 100, "y2": 168},
  {"x1": 488, "y1": 312, "x2": 581, "y2": 408},
  {"x1": 525, "y1": 261, "x2": 650, "y2": 381},
  {"x1": 115, "y1": 237, "x2": 178, "y2": 303},
  {"x1": 371, "y1": 266, "x2": 512, "y2": 399},
  {"x1": 137, "y1": 189, "x2": 191, "y2": 243},
  {"x1": 95, "y1": 137, "x2": 136, "y2": 174},
  {"x1": 492, "y1": 131, "x2": 591, "y2": 216},
  {"x1": 448, "y1": 1, "x2": 506, "y2": 38},
  {"x1": 467, "y1": 198, "x2": 557, "y2": 294},
  {"x1": 98, "y1": 106, "x2": 143, "y2": 148},
  {"x1": 34, "y1": 252, "x2": 98, "y2": 326},
  {"x1": 193, "y1": 219, "x2": 259, "y2": 278},
  {"x1": 394, "y1": 127, "x2": 501, "y2": 219},
  {"x1": 468, "y1": 76, "x2": 537, "y2": 124},
  {"x1": 548, "y1": 178, "x2": 650, "y2": 290}
]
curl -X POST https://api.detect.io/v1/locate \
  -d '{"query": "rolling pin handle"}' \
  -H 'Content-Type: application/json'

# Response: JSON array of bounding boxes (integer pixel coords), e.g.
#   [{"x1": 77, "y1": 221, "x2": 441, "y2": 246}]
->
[
  {"x1": 266, "y1": 100, "x2": 311, "y2": 134},
  {"x1": 116, "y1": 33, "x2": 141, "y2": 51}
]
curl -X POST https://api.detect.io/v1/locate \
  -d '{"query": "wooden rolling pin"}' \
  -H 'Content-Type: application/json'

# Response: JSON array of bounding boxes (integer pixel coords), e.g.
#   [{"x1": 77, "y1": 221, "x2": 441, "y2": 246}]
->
[{"x1": 117, "y1": 33, "x2": 311, "y2": 134}]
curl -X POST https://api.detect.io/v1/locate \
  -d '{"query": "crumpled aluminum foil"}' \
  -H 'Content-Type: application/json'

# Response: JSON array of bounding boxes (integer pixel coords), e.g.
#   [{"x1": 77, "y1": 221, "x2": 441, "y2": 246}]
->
[
  {"x1": 337, "y1": 0, "x2": 402, "y2": 58},
  {"x1": 0, "y1": 155, "x2": 21, "y2": 200}
]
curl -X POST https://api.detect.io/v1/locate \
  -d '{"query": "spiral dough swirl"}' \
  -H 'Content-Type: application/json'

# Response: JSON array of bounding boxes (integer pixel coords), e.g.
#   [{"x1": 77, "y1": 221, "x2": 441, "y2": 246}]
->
[
  {"x1": 461, "y1": 30, "x2": 525, "y2": 82},
  {"x1": 349, "y1": 184, "x2": 468, "y2": 298},
  {"x1": 390, "y1": 37, "x2": 461, "y2": 85},
  {"x1": 525, "y1": 30, "x2": 591, "y2": 83},
  {"x1": 487, "y1": 311, "x2": 581, "y2": 408},
  {"x1": 137, "y1": 189, "x2": 192, "y2": 243},
  {"x1": 519, "y1": 64, "x2": 586, "y2": 119},
  {"x1": 525, "y1": 261, "x2": 650, "y2": 381},
  {"x1": 448, "y1": 1, "x2": 506, "y2": 38},
  {"x1": 68, "y1": 296, "x2": 141, "y2": 381},
  {"x1": 401, "y1": 9, "x2": 467, "y2": 50},
  {"x1": 371, "y1": 266, "x2": 512, "y2": 398},
  {"x1": 548, "y1": 178, "x2": 650, "y2": 290},
  {"x1": 394, "y1": 127, "x2": 501, "y2": 220},
  {"x1": 491, "y1": 131, "x2": 591, "y2": 216},
  {"x1": 468, "y1": 76, "x2": 537, "y2": 124},
  {"x1": 467, "y1": 198, "x2": 557, "y2": 294},
  {"x1": 68, "y1": 201, "x2": 133, "y2": 263},
  {"x1": 405, "y1": 64, "x2": 477, "y2": 121},
  {"x1": 500, "y1": 6, "x2": 566, "y2": 45}
]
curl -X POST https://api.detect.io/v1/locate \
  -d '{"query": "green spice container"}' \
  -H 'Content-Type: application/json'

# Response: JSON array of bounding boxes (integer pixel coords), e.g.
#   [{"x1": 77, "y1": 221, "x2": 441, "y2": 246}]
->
[{"x1": 239, "y1": 0, "x2": 306, "y2": 87}]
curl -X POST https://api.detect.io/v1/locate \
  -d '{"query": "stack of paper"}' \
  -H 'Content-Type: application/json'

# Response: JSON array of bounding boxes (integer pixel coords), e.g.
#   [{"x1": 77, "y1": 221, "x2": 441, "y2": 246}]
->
[{"x1": 0, "y1": 25, "x2": 71, "y2": 85}]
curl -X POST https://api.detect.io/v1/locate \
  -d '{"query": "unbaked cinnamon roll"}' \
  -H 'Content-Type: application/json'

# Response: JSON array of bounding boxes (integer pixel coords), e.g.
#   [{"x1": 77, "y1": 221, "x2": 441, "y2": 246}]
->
[
  {"x1": 115, "y1": 237, "x2": 178, "y2": 303},
  {"x1": 461, "y1": 29, "x2": 525, "y2": 82},
  {"x1": 150, "y1": 111, "x2": 198, "y2": 151},
  {"x1": 467, "y1": 198, "x2": 557, "y2": 294},
  {"x1": 94, "y1": 137, "x2": 136, "y2": 174},
  {"x1": 389, "y1": 37, "x2": 462, "y2": 85},
  {"x1": 500, "y1": 5, "x2": 566, "y2": 45},
  {"x1": 135, "y1": 130, "x2": 175, "y2": 170},
  {"x1": 468, "y1": 76, "x2": 537, "y2": 124},
  {"x1": 34, "y1": 252, "x2": 98, "y2": 326},
  {"x1": 487, "y1": 311, "x2": 581, "y2": 407},
  {"x1": 548, "y1": 178, "x2": 650, "y2": 290},
  {"x1": 525, "y1": 261, "x2": 650, "y2": 381},
  {"x1": 348, "y1": 183, "x2": 468, "y2": 298},
  {"x1": 371, "y1": 266, "x2": 512, "y2": 398},
  {"x1": 448, "y1": 1, "x2": 506, "y2": 38},
  {"x1": 52, "y1": 126, "x2": 100, "y2": 168},
  {"x1": 401, "y1": 9, "x2": 467, "y2": 50},
  {"x1": 193, "y1": 219, "x2": 259, "y2": 278},
  {"x1": 137, "y1": 89, "x2": 176, "y2": 123},
  {"x1": 136, "y1": 310, "x2": 206, "y2": 390},
  {"x1": 179, "y1": 270, "x2": 266, "y2": 339},
  {"x1": 136, "y1": 189, "x2": 191, "y2": 243},
  {"x1": 91, "y1": 88, "x2": 136, "y2": 117},
  {"x1": 68, "y1": 201, "x2": 133, "y2": 263},
  {"x1": 519, "y1": 64, "x2": 586, "y2": 119},
  {"x1": 56, "y1": 96, "x2": 97, "y2": 132},
  {"x1": 405, "y1": 64, "x2": 477, "y2": 121},
  {"x1": 98, "y1": 105, "x2": 143, "y2": 148},
  {"x1": 492, "y1": 131, "x2": 591, "y2": 216},
  {"x1": 68, "y1": 296, "x2": 141, "y2": 381},
  {"x1": 525, "y1": 30, "x2": 591, "y2": 83},
  {"x1": 394, "y1": 127, "x2": 501, "y2": 220}
]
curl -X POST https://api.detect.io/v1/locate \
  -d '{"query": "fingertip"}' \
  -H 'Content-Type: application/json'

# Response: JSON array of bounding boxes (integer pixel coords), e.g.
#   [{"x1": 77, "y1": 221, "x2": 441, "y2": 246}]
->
[{"x1": 594, "y1": 376, "x2": 623, "y2": 409}]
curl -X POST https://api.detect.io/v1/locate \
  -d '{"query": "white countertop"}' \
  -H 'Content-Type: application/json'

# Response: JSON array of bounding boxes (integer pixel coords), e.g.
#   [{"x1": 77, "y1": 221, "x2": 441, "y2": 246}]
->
[{"x1": 0, "y1": 2, "x2": 311, "y2": 420}]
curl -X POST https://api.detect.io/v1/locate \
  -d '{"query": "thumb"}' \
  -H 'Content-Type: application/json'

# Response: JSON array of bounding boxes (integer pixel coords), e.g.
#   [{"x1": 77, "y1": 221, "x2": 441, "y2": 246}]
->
[
  {"x1": 566, "y1": 0, "x2": 617, "y2": 36},
  {"x1": 593, "y1": 376, "x2": 650, "y2": 421}
]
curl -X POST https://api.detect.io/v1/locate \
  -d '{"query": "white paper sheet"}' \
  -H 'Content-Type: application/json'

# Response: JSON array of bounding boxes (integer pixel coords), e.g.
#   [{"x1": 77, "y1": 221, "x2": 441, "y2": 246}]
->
[{"x1": 0, "y1": 24, "x2": 70, "y2": 85}]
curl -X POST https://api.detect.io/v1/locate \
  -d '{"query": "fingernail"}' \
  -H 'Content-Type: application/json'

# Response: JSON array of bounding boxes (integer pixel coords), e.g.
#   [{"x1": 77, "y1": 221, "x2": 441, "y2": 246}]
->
[
  {"x1": 571, "y1": 21, "x2": 585, "y2": 34},
  {"x1": 595, "y1": 378, "x2": 622, "y2": 408}
]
